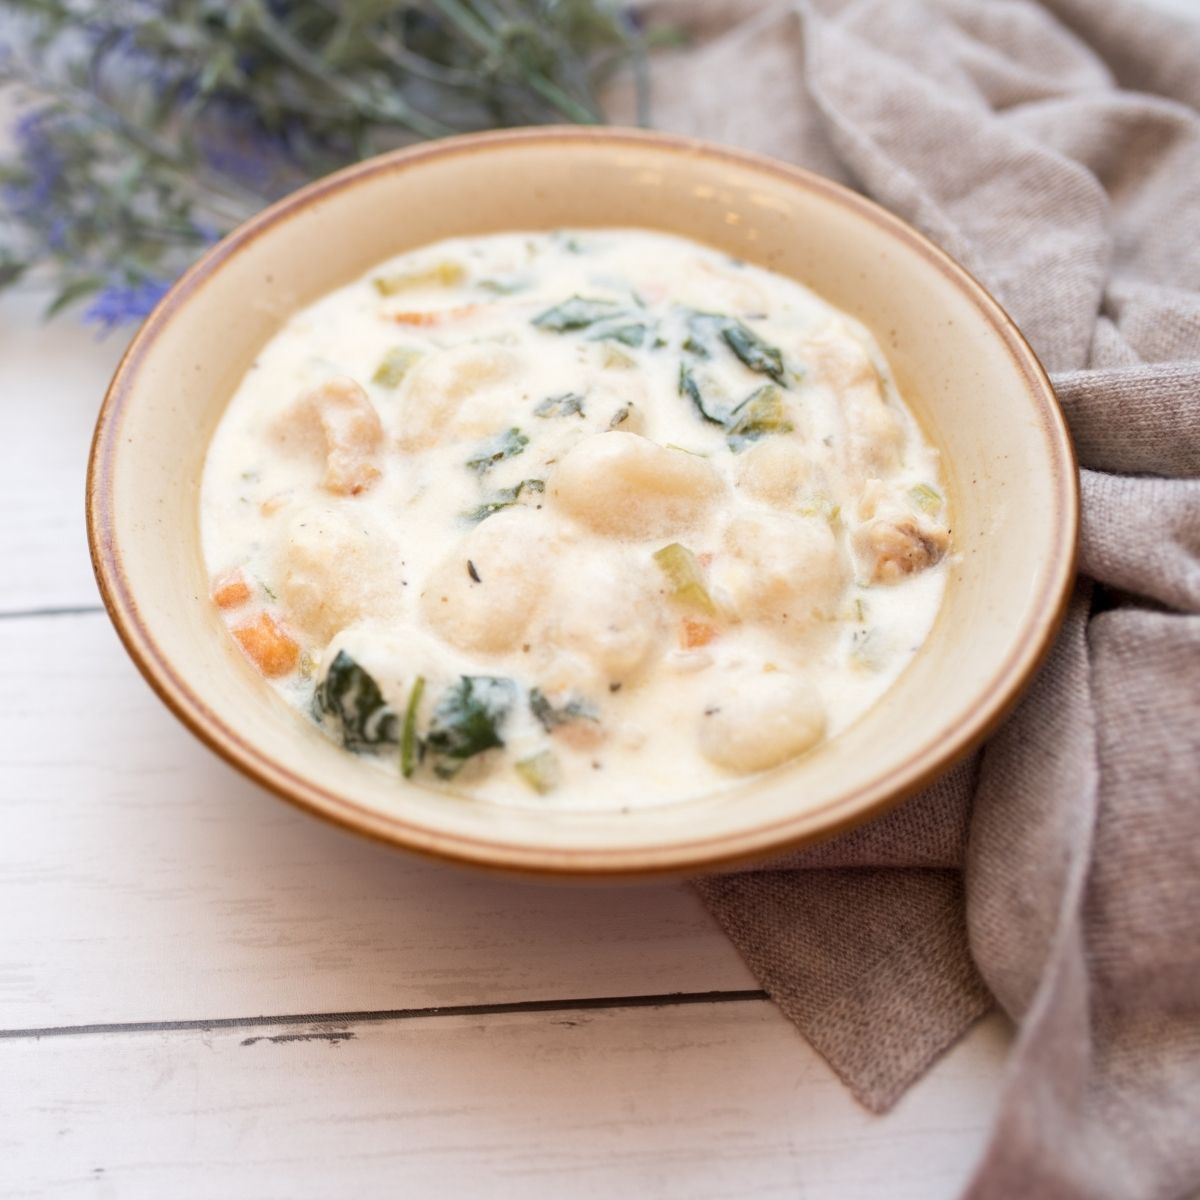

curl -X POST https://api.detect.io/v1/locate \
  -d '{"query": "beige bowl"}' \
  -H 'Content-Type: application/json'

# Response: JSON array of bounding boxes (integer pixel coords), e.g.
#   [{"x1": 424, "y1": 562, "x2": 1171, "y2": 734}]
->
[{"x1": 87, "y1": 127, "x2": 1077, "y2": 877}]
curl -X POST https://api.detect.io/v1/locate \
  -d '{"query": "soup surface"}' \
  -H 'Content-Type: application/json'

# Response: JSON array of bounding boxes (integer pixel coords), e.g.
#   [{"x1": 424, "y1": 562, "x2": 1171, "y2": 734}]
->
[{"x1": 201, "y1": 229, "x2": 951, "y2": 811}]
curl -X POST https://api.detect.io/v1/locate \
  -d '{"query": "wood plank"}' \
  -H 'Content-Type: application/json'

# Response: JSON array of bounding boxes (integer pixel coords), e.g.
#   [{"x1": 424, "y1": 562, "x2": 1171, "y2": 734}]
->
[
  {"x1": 0, "y1": 291, "x2": 123, "y2": 614},
  {"x1": 0, "y1": 612, "x2": 758, "y2": 1028},
  {"x1": 0, "y1": 1003, "x2": 1010, "y2": 1200}
]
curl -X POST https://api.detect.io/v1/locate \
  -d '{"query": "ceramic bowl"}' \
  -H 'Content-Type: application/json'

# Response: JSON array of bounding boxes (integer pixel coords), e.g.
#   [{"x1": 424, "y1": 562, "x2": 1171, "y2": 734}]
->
[{"x1": 87, "y1": 127, "x2": 1077, "y2": 877}]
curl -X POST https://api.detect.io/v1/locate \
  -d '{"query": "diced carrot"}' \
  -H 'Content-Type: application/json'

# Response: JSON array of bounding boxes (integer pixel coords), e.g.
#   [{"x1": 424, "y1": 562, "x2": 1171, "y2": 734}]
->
[
  {"x1": 680, "y1": 617, "x2": 718, "y2": 649},
  {"x1": 232, "y1": 612, "x2": 300, "y2": 678},
  {"x1": 389, "y1": 304, "x2": 479, "y2": 327},
  {"x1": 211, "y1": 569, "x2": 252, "y2": 610}
]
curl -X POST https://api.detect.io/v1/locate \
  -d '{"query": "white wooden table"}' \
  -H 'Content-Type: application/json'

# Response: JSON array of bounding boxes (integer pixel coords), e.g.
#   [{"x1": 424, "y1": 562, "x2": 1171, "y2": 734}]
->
[{"x1": 0, "y1": 287, "x2": 1011, "y2": 1198}]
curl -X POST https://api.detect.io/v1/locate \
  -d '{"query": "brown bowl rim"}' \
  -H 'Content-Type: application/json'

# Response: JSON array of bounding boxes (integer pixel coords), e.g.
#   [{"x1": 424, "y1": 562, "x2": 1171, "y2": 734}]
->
[{"x1": 86, "y1": 125, "x2": 1079, "y2": 879}]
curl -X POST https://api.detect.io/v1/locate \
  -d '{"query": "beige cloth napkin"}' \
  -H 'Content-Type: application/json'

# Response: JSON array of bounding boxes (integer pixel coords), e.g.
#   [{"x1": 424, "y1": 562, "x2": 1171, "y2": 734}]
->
[{"x1": 625, "y1": 1, "x2": 1200, "y2": 1195}]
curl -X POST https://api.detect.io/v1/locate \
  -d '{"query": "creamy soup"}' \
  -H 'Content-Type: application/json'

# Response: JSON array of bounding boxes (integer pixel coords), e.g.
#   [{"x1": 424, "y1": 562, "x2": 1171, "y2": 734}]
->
[{"x1": 200, "y1": 229, "x2": 951, "y2": 811}]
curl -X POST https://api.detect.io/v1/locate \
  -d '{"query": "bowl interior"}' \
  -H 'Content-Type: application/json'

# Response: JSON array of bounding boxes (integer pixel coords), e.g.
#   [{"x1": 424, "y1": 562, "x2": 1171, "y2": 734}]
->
[{"x1": 90, "y1": 129, "x2": 1075, "y2": 875}]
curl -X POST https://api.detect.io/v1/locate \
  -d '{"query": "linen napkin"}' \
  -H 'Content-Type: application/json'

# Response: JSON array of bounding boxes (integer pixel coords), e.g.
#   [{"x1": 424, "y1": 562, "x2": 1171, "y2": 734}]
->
[{"x1": 623, "y1": 2, "x2": 1200, "y2": 1196}]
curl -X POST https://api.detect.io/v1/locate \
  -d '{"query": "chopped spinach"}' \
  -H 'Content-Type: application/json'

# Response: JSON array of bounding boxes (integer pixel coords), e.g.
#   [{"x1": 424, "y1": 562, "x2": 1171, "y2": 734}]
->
[
  {"x1": 462, "y1": 478, "x2": 545, "y2": 524},
  {"x1": 529, "y1": 688, "x2": 598, "y2": 732},
  {"x1": 721, "y1": 321, "x2": 787, "y2": 384},
  {"x1": 535, "y1": 392, "x2": 586, "y2": 418},
  {"x1": 425, "y1": 676, "x2": 516, "y2": 777},
  {"x1": 532, "y1": 295, "x2": 621, "y2": 332},
  {"x1": 683, "y1": 310, "x2": 726, "y2": 357},
  {"x1": 589, "y1": 322, "x2": 649, "y2": 349},
  {"x1": 315, "y1": 651, "x2": 398, "y2": 751},
  {"x1": 678, "y1": 363, "x2": 724, "y2": 426},
  {"x1": 466, "y1": 427, "x2": 529, "y2": 474},
  {"x1": 477, "y1": 275, "x2": 528, "y2": 295},
  {"x1": 682, "y1": 309, "x2": 788, "y2": 386}
]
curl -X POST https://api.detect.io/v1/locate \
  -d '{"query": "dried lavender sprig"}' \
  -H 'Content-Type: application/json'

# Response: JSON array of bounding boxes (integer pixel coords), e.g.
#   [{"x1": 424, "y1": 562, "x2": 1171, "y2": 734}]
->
[{"x1": 0, "y1": 0, "x2": 652, "y2": 328}]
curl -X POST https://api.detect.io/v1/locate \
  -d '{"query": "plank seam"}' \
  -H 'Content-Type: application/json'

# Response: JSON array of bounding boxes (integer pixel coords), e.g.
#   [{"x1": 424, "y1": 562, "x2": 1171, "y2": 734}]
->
[
  {"x1": 0, "y1": 989, "x2": 769, "y2": 1041},
  {"x1": 0, "y1": 605, "x2": 105, "y2": 620}
]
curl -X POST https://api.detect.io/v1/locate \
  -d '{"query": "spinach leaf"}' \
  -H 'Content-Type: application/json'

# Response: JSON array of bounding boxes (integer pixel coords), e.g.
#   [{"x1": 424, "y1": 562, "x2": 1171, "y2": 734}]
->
[
  {"x1": 315, "y1": 651, "x2": 399, "y2": 751},
  {"x1": 426, "y1": 676, "x2": 516, "y2": 776},
  {"x1": 678, "y1": 363, "x2": 725, "y2": 426},
  {"x1": 589, "y1": 322, "x2": 649, "y2": 349},
  {"x1": 683, "y1": 310, "x2": 726, "y2": 357},
  {"x1": 466, "y1": 427, "x2": 529, "y2": 474},
  {"x1": 535, "y1": 392, "x2": 586, "y2": 418},
  {"x1": 683, "y1": 309, "x2": 788, "y2": 386},
  {"x1": 533, "y1": 295, "x2": 621, "y2": 332},
  {"x1": 529, "y1": 688, "x2": 598, "y2": 731},
  {"x1": 462, "y1": 478, "x2": 545, "y2": 524},
  {"x1": 721, "y1": 321, "x2": 786, "y2": 385}
]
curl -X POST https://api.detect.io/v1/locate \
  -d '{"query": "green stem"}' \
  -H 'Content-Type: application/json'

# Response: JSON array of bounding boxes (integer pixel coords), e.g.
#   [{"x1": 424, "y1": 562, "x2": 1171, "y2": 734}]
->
[{"x1": 252, "y1": 5, "x2": 456, "y2": 141}]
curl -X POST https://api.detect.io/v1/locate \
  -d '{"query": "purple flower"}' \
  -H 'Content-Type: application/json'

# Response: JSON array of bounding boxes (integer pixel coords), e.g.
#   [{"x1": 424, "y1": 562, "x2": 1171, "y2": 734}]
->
[
  {"x1": 83, "y1": 278, "x2": 171, "y2": 334},
  {"x1": 4, "y1": 109, "x2": 64, "y2": 216}
]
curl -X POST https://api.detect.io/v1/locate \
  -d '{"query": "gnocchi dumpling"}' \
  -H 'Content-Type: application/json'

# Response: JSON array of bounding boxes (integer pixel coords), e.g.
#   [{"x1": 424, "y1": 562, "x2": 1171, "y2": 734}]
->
[
  {"x1": 274, "y1": 376, "x2": 384, "y2": 496},
  {"x1": 550, "y1": 432, "x2": 725, "y2": 538},
  {"x1": 420, "y1": 508, "x2": 552, "y2": 654},
  {"x1": 735, "y1": 436, "x2": 814, "y2": 508},
  {"x1": 398, "y1": 345, "x2": 519, "y2": 451},
  {"x1": 699, "y1": 668, "x2": 826, "y2": 773},
  {"x1": 276, "y1": 503, "x2": 405, "y2": 645},
  {"x1": 542, "y1": 548, "x2": 667, "y2": 686},
  {"x1": 715, "y1": 510, "x2": 849, "y2": 634}
]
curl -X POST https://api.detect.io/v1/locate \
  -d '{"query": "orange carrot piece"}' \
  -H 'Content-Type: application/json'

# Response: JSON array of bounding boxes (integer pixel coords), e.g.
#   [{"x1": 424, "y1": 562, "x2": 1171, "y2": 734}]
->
[
  {"x1": 212, "y1": 570, "x2": 252, "y2": 610},
  {"x1": 680, "y1": 617, "x2": 718, "y2": 649},
  {"x1": 232, "y1": 612, "x2": 300, "y2": 678},
  {"x1": 389, "y1": 304, "x2": 479, "y2": 327}
]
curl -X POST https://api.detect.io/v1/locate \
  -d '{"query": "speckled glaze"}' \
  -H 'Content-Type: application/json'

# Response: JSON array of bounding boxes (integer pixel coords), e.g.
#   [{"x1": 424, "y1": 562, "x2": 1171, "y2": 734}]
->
[{"x1": 87, "y1": 127, "x2": 1078, "y2": 877}]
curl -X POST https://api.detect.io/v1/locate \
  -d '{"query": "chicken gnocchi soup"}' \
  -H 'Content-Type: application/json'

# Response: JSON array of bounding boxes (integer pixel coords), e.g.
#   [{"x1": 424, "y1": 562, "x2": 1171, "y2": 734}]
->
[{"x1": 201, "y1": 230, "x2": 950, "y2": 810}]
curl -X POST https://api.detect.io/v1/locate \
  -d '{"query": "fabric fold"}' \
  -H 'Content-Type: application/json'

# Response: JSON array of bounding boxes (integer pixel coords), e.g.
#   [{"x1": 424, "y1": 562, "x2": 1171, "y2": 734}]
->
[{"x1": 631, "y1": 1, "x2": 1200, "y2": 1195}]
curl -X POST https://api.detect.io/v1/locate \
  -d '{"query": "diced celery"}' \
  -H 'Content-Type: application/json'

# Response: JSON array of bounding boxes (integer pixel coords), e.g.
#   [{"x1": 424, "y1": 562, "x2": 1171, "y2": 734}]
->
[
  {"x1": 372, "y1": 346, "x2": 419, "y2": 388},
  {"x1": 653, "y1": 543, "x2": 717, "y2": 616},
  {"x1": 373, "y1": 261, "x2": 466, "y2": 296},
  {"x1": 601, "y1": 344, "x2": 636, "y2": 370},
  {"x1": 515, "y1": 750, "x2": 562, "y2": 794},
  {"x1": 726, "y1": 385, "x2": 793, "y2": 450},
  {"x1": 400, "y1": 675, "x2": 426, "y2": 779},
  {"x1": 908, "y1": 483, "x2": 943, "y2": 514}
]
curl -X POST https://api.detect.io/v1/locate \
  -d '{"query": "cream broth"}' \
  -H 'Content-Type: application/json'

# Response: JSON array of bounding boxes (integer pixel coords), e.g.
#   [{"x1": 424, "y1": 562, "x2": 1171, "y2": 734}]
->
[{"x1": 200, "y1": 229, "x2": 951, "y2": 811}]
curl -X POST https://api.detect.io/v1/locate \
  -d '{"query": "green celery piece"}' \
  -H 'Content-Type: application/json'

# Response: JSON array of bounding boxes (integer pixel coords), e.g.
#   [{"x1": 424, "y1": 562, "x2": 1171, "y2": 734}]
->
[
  {"x1": 653, "y1": 543, "x2": 718, "y2": 616},
  {"x1": 400, "y1": 675, "x2": 426, "y2": 779},
  {"x1": 726, "y1": 385, "x2": 793, "y2": 451},
  {"x1": 515, "y1": 750, "x2": 562, "y2": 795},
  {"x1": 908, "y1": 483, "x2": 943, "y2": 514},
  {"x1": 372, "y1": 346, "x2": 419, "y2": 389}
]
